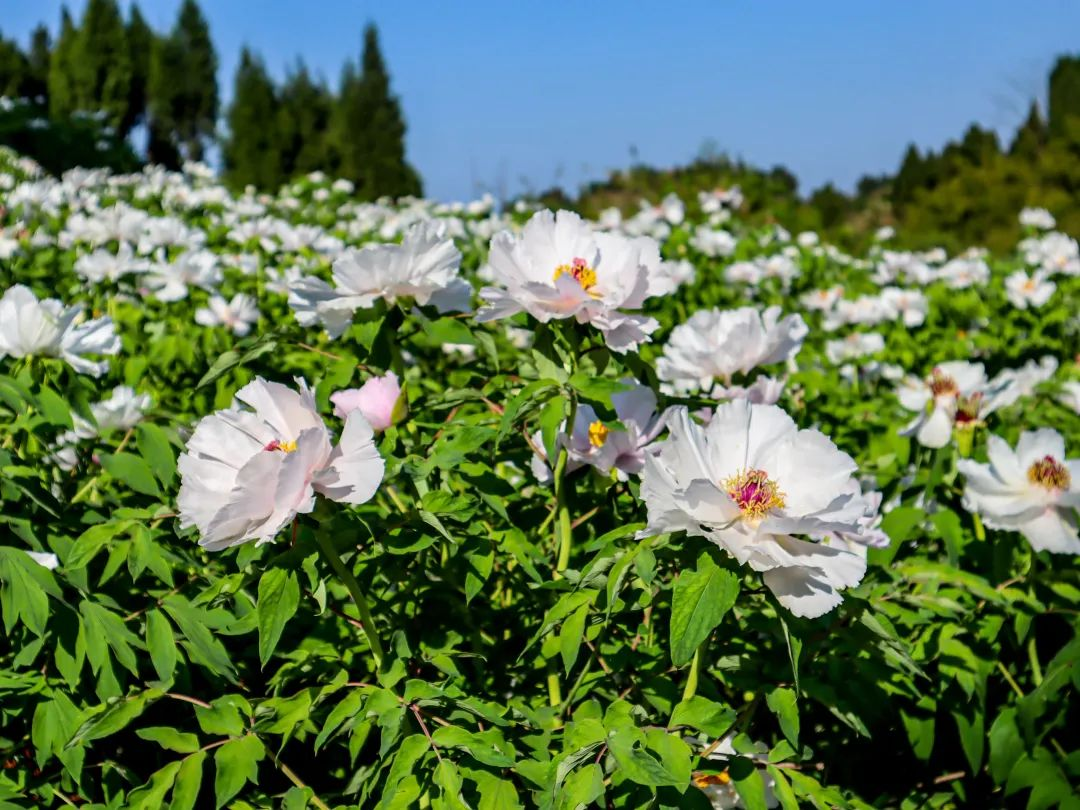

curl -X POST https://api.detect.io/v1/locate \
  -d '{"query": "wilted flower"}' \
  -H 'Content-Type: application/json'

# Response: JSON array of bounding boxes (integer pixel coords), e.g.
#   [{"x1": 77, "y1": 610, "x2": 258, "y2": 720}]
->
[
  {"x1": 693, "y1": 734, "x2": 778, "y2": 809},
  {"x1": 0, "y1": 284, "x2": 120, "y2": 376},
  {"x1": 639, "y1": 401, "x2": 871, "y2": 617},
  {"x1": 657, "y1": 306, "x2": 807, "y2": 396},
  {"x1": 289, "y1": 221, "x2": 468, "y2": 338},
  {"x1": 959, "y1": 429, "x2": 1079, "y2": 554},
  {"x1": 331, "y1": 371, "x2": 406, "y2": 432},
  {"x1": 178, "y1": 378, "x2": 384, "y2": 550},
  {"x1": 476, "y1": 210, "x2": 660, "y2": 353}
]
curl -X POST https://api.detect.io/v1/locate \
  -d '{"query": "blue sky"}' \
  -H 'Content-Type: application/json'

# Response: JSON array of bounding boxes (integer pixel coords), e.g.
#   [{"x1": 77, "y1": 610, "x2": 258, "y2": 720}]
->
[{"x1": 5, "y1": 1, "x2": 1078, "y2": 201}]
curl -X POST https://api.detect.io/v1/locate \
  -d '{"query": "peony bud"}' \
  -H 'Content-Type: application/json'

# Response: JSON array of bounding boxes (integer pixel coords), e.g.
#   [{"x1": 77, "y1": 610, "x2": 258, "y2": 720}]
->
[{"x1": 331, "y1": 372, "x2": 406, "y2": 432}]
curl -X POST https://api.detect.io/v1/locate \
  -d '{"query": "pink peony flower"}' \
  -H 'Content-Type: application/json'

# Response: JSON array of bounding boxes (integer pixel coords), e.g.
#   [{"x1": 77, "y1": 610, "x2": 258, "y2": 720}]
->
[{"x1": 331, "y1": 372, "x2": 404, "y2": 432}]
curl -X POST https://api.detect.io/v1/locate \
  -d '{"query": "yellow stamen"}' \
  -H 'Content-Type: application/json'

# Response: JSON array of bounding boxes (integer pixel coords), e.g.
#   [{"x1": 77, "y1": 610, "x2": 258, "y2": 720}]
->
[
  {"x1": 1028, "y1": 455, "x2": 1071, "y2": 490},
  {"x1": 553, "y1": 256, "x2": 599, "y2": 294},
  {"x1": 724, "y1": 468, "x2": 785, "y2": 520},
  {"x1": 588, "y1": 421, "x2": 608, "y2": 448}
]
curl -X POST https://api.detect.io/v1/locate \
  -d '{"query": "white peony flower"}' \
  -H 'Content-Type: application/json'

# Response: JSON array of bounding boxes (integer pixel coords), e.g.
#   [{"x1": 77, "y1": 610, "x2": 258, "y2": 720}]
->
[
  {"x1": 657, "y1": 306, "x2": 807, "y2": 396},
  {"x1": 476, "y1": 210, "x2": 660, "y2": 353},
  {"x1": 897, "y1": 361, "x2": 1013, "y2": 448},
  {"x1": 880, "y1": 287, "x2": 929, "y2": 327},
  {"x1": 289, "y1": 220, "x2": 468, "y2": 338},
  {"x1": 1059, "y1": 381, "x2": 1080, "y2": 415},
  {"x1": 530, "y1": 381, "x2": 669, "y2": 482},
  {"x1": 1019, "y1": 207, "x2": 1055, "y2": 230},
  {"x1": 959, "y1": 429, "x2": 1079, "y2": 554},
  {"x1": 1004, "y1": 270, "x2": 1055, "y2": 309},
  {"x1": 800, "y1": 286, "x2": 844, "y2": 312},
  {"x1": 689, "y1": 226, "x2": 736, "y2": 258},
  {"x1": 143, "y1": 250, "x2": 222, "y2": 302},
  {"x1": 712, "y1": 375, "x2": 787, "y2": 406},
  {"x1": 195, "y1": 293, "x2": 259, "y2": 336},
  {"x1": 177, "y1": 377, "x2": 384, "y2": 550},
  {"x1": 639, "y1": 402, "x2": 870, "y2": 618},
  {"x1": 0, "y1": 284, "x2": 120, "y2": 376},
  {"x1": 74, "y1": 242, "x2": 149, "y2": 283},
  {"x1": 825, "y1": 332, "x2": 885, "y2": 365}
]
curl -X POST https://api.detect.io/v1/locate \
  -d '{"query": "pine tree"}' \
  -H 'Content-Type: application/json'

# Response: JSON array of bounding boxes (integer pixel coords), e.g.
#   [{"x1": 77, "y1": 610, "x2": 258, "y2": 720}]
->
[
  {"x1": 148, "y1": 0, "x2": 217, "y2": 162},
  {"x1": 23, "y1": 26, "x2": 51, "y2": 101},
  {"x1": 224, "y1": 48, "x2": 282, "y2": 190},
  {"x1": 122, "y1": 5, "x2": 153, "y2": 137},
  {"x1": 278, "y1": 63, "x2": 334, "y2": 179},
  {"x1": 71, "y1": 0, "x2": 132, "y2": 130},
  {"x1": 47, "y1": 8, "x2": 78, "y2": 119},
  {"x1": 892, "y1": 144, "x2": 925, "y2": 210},
  {"x1": 332, "y1": 24, "x2": 421, "y2": 199},
  {"x1": 1048, "y1": 55, "x2": 1080, "y2": 140},
  {"x1": 172, "y1": 0, "x2": 218, "y2": 160},
  {"x1": 1010, "y1": 102, "x2": 1046, "y2": 159},
  {"x1": 0, "y1": 34, "x2": 27, "y2": 98}
]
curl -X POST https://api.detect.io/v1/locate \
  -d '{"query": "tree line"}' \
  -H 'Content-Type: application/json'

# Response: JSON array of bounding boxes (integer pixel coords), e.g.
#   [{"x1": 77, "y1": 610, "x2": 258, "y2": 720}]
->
[
  {"x1": 555, "y1": 56, "x2": 1080, "y2": 252},
  {"x1": 0, "y1": 0, "x2": 420, "y2": 199}
]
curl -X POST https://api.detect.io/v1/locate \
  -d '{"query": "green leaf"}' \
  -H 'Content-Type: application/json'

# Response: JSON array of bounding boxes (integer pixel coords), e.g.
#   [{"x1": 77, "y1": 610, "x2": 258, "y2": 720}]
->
[
  {"x1": 142, "y1": 608, "x2": 177, "y2": 682},
  {"x1": 766, "y1": 687, "x2": 799, "y2": 748},
  {"x1": 213, "y1": 734, "x2": 264, "y2": 809},
  {"x1": 989, "y1": 708, "x2": 1024, "y2": 784},
  {"x1": 669, "y1": 696, "x2": 736, "y2": 737},
  {"x1": 669, "y1": 553, "x2": 739, "y2": 667},
  {"x1": 257, "y1": 568, "x2": 300, "y2": 667},
  {"x1": 171, "y1": 751, "x2": 206, "y2": 810},
  {"x1": 196, "y1": 696, "x2": 249, "y2": 737},
  {"x1": 560, "y1": 602, "x2": 589, "y2": 675},
  {"x1": 36, "y1": 386, "x2": 72, "y2": 428},
  {"x1": 136, "y1": 423, "x2": 176, "y2": 486},
  {"x1": 953, "y1": 708, "x2": 984, "y2": 774},
  {"x1": 136, "y1": 726, "x2": 200, "y2": 753},
  {"x1": 68, "y1": 688, "x2": 161, "y2": 746},
  {"x1": 100, "y1": 452, "x2": 161, "y2": 498}
]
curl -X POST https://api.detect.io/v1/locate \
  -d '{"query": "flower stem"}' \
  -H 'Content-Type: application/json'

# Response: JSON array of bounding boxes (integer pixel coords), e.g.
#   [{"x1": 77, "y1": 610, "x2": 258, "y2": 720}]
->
[
  {"x1": 315, "y1": 534, "x2": 385, "y2": 670},
  {"x1": 553, "y1": 448, "x2": 573, "y2": 574}
]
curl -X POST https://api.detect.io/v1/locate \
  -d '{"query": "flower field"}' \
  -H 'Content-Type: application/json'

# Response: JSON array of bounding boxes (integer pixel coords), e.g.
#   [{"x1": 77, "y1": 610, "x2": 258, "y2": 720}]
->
[{"x1": 0, "y1": 145, "x2": 1078, "y2": 808}]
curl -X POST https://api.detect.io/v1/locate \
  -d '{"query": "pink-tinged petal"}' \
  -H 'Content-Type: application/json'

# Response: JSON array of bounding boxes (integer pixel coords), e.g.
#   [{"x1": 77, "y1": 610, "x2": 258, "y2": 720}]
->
[
  {"x1": 331, "y1": 372, "x2": 402, "y2": 431},
  {"x1": 314, "y1": 411, "x2": 385, "y2": 505}
]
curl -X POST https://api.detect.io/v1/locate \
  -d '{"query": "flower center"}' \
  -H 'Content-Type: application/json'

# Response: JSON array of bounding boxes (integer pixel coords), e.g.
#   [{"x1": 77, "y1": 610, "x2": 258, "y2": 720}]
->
[
  {"x1": 928, "y1": 369, "x2": 959, "y2": 398},
  {"x1": 264, "y1": 439, "x2": 298, "y2": 453},
  {"x1": 1027, "y1": 455, "x2": 1071, "y2": 490},
  {"x1": 725, "y1": 468, "x2": 785, "y2": 519},
  {"x1": 553, "y1": 257, "x2": 598, "y2": 292},
  {"x1": 588, "y1": 420, "x2": 609, "y2": 448},
  {"x1": 953, "y1": 392, "x2": 983, "y2": 427},
  {"x1": 1023, "y1": 278, "x2": 1037, "y2": 292}
]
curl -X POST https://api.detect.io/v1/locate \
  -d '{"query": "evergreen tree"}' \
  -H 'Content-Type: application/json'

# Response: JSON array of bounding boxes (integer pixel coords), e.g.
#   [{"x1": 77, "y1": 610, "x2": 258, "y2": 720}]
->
[
  {"x1": 0, "y1": 35, "x2": 27, "y2": 98},
  {"x1": 1048, "y1": 55, "x2": 1080, "y2": 139},
  {"x1": 278, "y1": 63, "x2": 334, "y2": 179},
  {"x1": 148, "y1": 0, "x2": 217, "y2": 162},
  {"x1": 71, "y1": 0, "x2": 132, "y2": 130},
  {"x1": 47, "y1": 8, "x2": 78, "y2": 119},
  {"x1": 224, "y1": 48, "x2": 282, "y2": 190},
  {"x1": 332, "y1": 24, "x2": 421, "y2": 199},
  {"x1": 1010, "y1": 102, "x2": 1046, "y2": 159},
  {"x1": 891, "y1": 144, "x2": 925, "y2": 210},
  {"x1": 23, "y1": 26, "x2": 51, "y2": 101},
  {"x1": 122, "y1": 6, "x2": 153, "y2": 137}
]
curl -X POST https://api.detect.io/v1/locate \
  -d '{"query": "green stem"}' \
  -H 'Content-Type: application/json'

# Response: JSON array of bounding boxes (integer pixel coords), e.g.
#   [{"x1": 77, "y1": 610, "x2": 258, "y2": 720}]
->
[
  {"x1": 553, "y1": 448, "x2": 573, "y2": 574},
  {"x1": 973, "y1": 513, "x2": 986, "y2": 542},
  {"x1": 315, "y1": 534, "x2": 385, "y2": 670},
  {"x1": 682, "y1": 642, "x2": 704, "y2": 702}
]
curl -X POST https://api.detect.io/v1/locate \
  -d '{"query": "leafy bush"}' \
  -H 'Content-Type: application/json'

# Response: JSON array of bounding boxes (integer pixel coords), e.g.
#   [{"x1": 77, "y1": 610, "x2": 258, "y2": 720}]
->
[{"x1": 0, "y1": 156, "x2": 1078, "y2": 809}]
